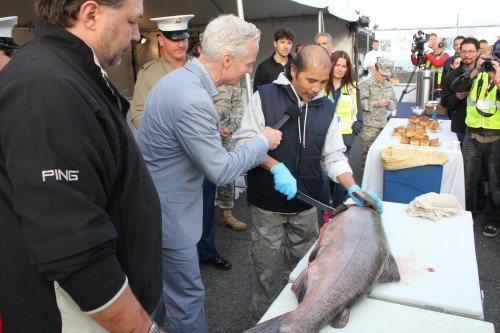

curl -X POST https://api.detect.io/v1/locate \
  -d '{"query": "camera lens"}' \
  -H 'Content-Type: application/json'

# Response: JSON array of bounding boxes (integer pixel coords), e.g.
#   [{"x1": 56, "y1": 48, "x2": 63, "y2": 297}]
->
[{"x1": 481, "y1": 59, "x2": 494, "y2": 72}]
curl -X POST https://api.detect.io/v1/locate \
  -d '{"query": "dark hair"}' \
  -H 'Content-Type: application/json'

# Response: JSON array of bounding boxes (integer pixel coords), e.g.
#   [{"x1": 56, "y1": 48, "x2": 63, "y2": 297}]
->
[
  {"x1": 1, "y1": 48, "x2": 14, "y2": 57},
  {"x1": 35, "y1": 0, "x2": 126, "y2": 27},
  {"x1": 286, "y1": 44, "x2": 331, "y2": 81},
  {"x1": 325, "y1": 51, "x2": 356, "y2": 93},
  {"x1": 478, "y1": 39, "x2": 488, "y2": 44},
  {"x1": 460, "y1": 37, "x2": 479, "y2": 51},
  {"x1": 274, "y1": 28, "x2": 294, "y2": 42},
  {"x1": 454, "y1": 35, "x2": 465, "y2": 42}
]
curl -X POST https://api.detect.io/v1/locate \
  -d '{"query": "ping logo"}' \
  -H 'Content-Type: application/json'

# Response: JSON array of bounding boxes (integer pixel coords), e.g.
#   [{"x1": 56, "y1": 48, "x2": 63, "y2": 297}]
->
[{"x1": 42, "y1": 169, "x2": 79, "y2": 182}]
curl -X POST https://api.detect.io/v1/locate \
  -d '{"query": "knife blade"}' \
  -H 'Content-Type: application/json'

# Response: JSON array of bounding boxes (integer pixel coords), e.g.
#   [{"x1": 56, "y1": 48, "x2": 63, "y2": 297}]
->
[{"x1": 295, "y1": 191, "x2": 335, "y2": 213}]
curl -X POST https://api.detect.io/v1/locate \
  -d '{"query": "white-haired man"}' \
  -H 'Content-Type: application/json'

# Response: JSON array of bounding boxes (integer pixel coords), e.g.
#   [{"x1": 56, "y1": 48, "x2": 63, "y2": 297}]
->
[{"x1": 137, "y1": 14, "x2": 286, "y2": 332}]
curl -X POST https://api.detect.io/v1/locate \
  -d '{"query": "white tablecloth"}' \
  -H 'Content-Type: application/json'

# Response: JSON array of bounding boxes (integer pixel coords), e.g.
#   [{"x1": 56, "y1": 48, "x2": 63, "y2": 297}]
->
[
  {"x1": 361, "y1": 118, "x2": 465, "y2": 207},
  {"x1": 289, "y1": 202, "x2": 484, "y2": 320},
  {"x1": 259, "y1": 287, "x2": 494, "y2": 333}
]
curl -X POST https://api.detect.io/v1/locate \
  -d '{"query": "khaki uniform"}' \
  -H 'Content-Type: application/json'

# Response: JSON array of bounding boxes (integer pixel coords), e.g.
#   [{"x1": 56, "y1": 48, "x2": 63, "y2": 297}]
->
[
  {"x1": 358, "y1": 76, "x2": 397, "y2": 175},
  {"x1": 131, "y1": 55, "x2": 191, "y2": 129},
  {"x1": 215, "y1": 84, "x2": 244, "y2": 209}
]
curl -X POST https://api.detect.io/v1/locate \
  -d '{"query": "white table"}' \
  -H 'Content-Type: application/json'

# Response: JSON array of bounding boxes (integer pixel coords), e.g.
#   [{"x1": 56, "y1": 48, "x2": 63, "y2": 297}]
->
[
  {"x1": 361, "y1": 118, "x2": 465, "y2": 207},
  {"x1": 289, "y1": 202, "x2": 484, "y2": 320},
  {"x1": 260, "y1": 286, "x2": 494, "y2": 333}
]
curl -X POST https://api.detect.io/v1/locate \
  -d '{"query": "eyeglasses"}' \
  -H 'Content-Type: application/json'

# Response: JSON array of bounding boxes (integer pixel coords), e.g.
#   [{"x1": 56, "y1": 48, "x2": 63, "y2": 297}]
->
[{"x1": 460, "y1": 50, "x2": 477, "y2": 55}]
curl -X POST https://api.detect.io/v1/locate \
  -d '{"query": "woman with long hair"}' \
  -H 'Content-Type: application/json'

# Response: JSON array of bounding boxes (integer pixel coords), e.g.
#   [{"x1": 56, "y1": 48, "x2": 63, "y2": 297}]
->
[{"x1": 322, "y1": 51, "x2": 363, "y2": 216}]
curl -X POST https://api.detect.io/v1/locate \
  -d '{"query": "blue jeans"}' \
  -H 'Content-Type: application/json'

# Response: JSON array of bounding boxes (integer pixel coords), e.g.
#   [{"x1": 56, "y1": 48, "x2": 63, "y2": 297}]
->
[
  {"x1": 197, "y1": 178, "x2": 220, "y2": 261},
  {"x1": 462, "y1": 133, "x2": 500, "y2": 228}
]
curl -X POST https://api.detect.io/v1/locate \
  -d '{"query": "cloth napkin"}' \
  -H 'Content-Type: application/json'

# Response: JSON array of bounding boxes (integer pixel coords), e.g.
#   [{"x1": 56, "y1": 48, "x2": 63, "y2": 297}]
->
[{"x1": 406, "y1": 192, "x2": 464, "y2": 221}]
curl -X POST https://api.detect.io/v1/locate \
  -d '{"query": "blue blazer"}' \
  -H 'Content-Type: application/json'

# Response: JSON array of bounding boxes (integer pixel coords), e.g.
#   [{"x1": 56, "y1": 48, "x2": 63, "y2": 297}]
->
[{"x1": 137, "y1": 60, "x2": 268, "y2": 249}]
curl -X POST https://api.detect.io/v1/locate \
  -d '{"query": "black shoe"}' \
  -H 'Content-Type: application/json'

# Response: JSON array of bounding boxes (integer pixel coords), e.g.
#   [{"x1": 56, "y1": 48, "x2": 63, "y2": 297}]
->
[
  {"x1": 204, "y1": 256, "x2": 232, "y2": 270},
  {"x1": 483, "y1": 225, "x2": 498, "y2": 238}
]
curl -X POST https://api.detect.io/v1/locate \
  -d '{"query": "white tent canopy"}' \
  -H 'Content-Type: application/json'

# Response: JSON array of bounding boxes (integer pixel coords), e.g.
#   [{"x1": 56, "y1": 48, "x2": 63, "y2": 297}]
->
[{"x1": 2, "y1": 0, "x2": 498, "y2": 34}]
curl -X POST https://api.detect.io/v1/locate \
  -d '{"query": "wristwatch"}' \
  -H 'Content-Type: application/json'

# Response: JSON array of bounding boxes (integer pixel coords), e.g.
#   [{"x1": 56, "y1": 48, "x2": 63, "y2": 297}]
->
[{"x1": 148, "y1": 321, "x2": 160, "y2": 333}]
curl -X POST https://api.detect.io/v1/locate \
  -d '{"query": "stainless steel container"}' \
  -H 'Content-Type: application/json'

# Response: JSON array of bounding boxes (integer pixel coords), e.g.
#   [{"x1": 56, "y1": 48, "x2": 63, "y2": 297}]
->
[{"x1": 416, "y1": 69, "x2": 435, "y2": 107}]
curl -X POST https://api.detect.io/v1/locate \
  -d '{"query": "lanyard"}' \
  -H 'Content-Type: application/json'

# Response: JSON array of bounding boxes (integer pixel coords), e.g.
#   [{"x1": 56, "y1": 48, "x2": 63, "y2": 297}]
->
[{"x1": 475, "y1": 76, "x2": 497, "y2": 118}]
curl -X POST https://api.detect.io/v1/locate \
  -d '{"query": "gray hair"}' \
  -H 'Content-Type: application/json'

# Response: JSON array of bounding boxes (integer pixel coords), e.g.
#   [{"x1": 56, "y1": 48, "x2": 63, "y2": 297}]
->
[
  {"x1": 314, "y1": 32, "x2": 332, "y2": 44},
  {"x1": 201, "y1": 14, "x2": 261, "y2": 61}
]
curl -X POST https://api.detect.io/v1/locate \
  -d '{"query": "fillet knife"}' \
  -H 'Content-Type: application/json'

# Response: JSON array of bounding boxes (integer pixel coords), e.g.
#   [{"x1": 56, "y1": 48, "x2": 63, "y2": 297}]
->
[{"x1": 295, "y1": 191, "x2": 336, "y2": 213}]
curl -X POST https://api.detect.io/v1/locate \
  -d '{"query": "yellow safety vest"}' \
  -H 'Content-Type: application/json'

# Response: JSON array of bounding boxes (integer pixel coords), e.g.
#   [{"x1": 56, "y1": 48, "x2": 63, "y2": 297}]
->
[
  {"x1": 426, "y1": 53, "x2": 444, "y2": 86},
  {"x1": 325, "y1": 83, "x2": 358, "y2": 134},
  {"x1": 466, "y1": 72, "x2": 500, "y2": 129}
]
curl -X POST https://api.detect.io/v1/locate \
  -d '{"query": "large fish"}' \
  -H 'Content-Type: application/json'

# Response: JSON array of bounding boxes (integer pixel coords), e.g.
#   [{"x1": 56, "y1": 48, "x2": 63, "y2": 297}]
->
[{"x1": 244, "y1": 191, "x2": 400, "y2": 333}]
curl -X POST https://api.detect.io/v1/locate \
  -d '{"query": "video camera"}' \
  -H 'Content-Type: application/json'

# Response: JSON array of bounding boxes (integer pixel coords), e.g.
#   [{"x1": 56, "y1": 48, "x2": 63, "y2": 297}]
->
[{"x1": 411, "y1": 30, "x2": 429, "y2": 60}]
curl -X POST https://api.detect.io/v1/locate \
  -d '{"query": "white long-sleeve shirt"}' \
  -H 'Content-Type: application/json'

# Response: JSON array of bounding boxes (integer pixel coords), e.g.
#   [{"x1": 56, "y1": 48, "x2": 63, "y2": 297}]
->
[{"x1": 233, "y1": 73, "x2": 353, "y2": 183}]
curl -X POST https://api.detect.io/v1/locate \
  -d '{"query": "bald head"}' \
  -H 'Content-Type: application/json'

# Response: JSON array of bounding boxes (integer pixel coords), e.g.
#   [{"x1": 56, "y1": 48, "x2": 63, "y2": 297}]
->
[
  {"x1": 289, "y1": 45, "x2": 331, "y2": 102},
  {"x1": 287, "y1": 44, "x2": 331, "y2": 80}
]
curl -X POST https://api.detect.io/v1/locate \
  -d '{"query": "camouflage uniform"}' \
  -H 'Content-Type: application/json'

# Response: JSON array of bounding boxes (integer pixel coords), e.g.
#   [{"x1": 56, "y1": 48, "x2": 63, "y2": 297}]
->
[
  {"x1": 130, "y1": 55, "x2": 192, "y2": 129},
  {"x1": 358, "y1": 75, "x2": 397, "y2": 175},
  {"x1": 215, "y1": 84, "x2": 245, "y2": 209}
]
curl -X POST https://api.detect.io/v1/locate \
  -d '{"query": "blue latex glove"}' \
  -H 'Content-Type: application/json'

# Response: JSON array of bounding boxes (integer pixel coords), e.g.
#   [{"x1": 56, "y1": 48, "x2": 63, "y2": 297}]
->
[
  {"x1": 270, "y1": 163, "x2": 297, "y2": 200},
  {"x1": 348, "y1": 185, "x2": 384, "y2": 214}
]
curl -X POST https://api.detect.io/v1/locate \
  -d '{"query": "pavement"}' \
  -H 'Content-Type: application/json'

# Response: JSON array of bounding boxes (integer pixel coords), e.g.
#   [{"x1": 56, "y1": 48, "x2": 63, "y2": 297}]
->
[{"x1": 199, "y1": 138, "x2": 500, "y2": 333}]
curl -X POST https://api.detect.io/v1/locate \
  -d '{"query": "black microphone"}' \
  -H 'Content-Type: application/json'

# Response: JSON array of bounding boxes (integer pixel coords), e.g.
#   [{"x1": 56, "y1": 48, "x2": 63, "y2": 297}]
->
[{"x1": 273, "y1": 105, "x2": 301, "y2": 130}]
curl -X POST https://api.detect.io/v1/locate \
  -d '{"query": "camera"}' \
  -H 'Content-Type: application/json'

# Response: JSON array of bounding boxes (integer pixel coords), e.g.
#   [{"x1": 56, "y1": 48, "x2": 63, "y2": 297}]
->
[
  {"x1": 411, "y1": 30, "x2": 429, "y2": 59},
  {"x1": 481, "y1": 58, "x2": 495, "y2": 72}
]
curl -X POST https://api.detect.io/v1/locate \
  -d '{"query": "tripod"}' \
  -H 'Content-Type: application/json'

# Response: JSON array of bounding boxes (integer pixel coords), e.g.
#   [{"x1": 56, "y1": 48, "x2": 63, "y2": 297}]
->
[{"x1": 398, "y1": 54, "x2": 424, "y2": 103}]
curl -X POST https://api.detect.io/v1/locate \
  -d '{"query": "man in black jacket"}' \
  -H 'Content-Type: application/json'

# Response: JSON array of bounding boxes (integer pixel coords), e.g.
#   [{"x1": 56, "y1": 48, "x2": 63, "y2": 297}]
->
[
  {"x1": 253, "y1": 28, "x2": 295, "y2": 92},
  {"x1": 0, "y1": 0, "x2": 163, "y2": 332},
  {"x1": 441, "y1": 37, "x2": 479, "y2": 143}
]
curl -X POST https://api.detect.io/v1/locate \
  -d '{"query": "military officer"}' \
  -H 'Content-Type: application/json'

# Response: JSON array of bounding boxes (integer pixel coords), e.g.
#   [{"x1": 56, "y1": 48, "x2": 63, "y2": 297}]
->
[
  {"x1": 0, "y1": 16, "x2": 20, "y2": 71},
  {"x1": 131, "y1": 14, "x2": 194, "y2": 128},
  {"x1": 358, "y1": 57, "x2": 397, "y2": 175}
]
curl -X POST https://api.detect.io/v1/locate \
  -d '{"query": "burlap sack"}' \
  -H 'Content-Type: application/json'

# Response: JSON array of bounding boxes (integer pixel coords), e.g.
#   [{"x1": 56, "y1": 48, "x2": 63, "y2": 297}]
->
[{"x1": 381, "y1": 146, "x2": 449, "y2": 170}]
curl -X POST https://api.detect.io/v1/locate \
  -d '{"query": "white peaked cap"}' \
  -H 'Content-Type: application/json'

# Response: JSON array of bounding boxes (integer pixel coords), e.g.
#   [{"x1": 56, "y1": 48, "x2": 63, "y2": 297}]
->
[
  {"x1": 150, "y1": 14, "x2": 194, "y2": 32},
  {"x1": 0, "y1": 16, "x2": 18, "y2": 38}
]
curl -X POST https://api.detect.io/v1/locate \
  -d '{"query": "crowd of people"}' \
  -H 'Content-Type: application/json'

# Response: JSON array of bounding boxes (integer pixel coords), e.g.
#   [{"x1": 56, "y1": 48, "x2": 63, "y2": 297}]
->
[{"x1": 0, "y1": 1, "x2": 499, "y2": 332}]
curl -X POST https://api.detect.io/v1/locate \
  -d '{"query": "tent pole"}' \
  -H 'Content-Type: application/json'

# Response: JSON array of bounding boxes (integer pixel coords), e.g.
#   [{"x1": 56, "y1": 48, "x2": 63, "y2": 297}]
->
[
  {"x1": 236, "y1": 0, "x2": 253, "y2": 102},
  {"x1": 318, "y1": 9, "x2": 324, "y2": 33}
]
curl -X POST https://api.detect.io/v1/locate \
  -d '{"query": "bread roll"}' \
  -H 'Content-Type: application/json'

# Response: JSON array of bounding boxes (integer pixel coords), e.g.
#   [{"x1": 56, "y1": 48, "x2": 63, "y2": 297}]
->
[
  {"x1": 430, "y1": 138, "x2": 440, "y2": 147},
  {"x1": 400, "y1": 137, "x2": 410, "y2": 144}
]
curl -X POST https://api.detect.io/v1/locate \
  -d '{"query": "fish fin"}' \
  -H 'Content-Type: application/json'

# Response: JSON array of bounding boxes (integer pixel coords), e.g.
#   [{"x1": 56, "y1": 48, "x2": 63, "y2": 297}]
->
[
  {"x1": 308, "y1": 245, "x2": 321, "y2": 263},
  {"x1": 243, "y1": 313, "x2": 285, "y2": 333},
  {"x1": 291, "y1": 270, "x2": 308, "y2": 303},
  {"x1": 331, "y1": 308, "x2": 350, "y2": 329},
  {"x1": 379, "y1": 254, "x2": 401, "y2": 283}
]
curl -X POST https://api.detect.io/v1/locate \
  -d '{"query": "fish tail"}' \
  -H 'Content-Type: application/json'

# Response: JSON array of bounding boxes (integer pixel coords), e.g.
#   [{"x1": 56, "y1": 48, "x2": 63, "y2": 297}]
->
[
  {"x1": 379, "y1": 254, "x2": 401, "y2": 282},
  {"x1": 243, "y1": 314, "x2": 285, "y2": 333}
]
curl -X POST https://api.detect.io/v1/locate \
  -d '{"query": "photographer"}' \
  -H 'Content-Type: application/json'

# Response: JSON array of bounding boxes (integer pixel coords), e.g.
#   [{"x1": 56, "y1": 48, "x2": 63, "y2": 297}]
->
[
  {"x1": 410, "y1": 31, "x2": 436, "y2": 66},
  {"x1": 441, "y1": 37, "x2": 479, "y2": 143},
  {"x1": 412, "y1": 36, "x2": 449, "y2": 90},
  {"x1": 451, "y1": 40, "x2": 500, "y2": 238}
]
